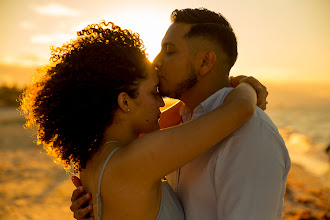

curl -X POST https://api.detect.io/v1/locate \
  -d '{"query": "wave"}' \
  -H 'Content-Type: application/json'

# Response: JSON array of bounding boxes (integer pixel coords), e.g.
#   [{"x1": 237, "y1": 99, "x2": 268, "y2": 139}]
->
[{"x1": 279, "y1": 127, "x2": 329, "y2": 177}]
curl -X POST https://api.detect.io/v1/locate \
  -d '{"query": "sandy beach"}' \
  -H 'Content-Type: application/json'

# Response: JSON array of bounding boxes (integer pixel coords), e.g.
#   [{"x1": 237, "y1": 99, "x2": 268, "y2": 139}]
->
[
  {"x1": 0, "y1": 107, "x2": 75, "y2": 219},
  {"x1": 0, "y1": 106, "x2": 329, "y2": 220}
]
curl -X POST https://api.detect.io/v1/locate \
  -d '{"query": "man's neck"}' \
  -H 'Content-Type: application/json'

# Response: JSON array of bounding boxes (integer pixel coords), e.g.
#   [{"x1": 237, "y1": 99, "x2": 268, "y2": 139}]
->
[{"x1": 180, "y1": 77, "x2": 230, "y2": 112}]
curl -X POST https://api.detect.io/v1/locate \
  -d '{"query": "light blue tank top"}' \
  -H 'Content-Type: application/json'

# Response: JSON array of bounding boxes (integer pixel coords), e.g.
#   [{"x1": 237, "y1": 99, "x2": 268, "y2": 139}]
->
[{"x1": 97, "y1": 147, "x2": 185, "y2": 220}]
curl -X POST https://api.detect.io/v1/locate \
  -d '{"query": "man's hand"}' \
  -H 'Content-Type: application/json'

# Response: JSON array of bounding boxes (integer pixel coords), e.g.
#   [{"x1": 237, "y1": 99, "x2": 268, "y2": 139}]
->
[
  {"x1": 70, "y1": 176, "x2": 94, "y2": 220},
  {"x1": 230, "y1": 75, "x2": 268, "y2": 110}
]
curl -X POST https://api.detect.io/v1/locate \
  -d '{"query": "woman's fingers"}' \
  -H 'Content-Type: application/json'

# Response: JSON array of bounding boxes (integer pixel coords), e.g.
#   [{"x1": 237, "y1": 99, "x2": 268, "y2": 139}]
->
[
  {"x1": 229, "y1": 75, "x2": 246, "y2": 87},
  {"x1": 256, "y1": 85, "x2": 268, "y2": 110},
  {"x1": 230, "y1": 76, "x2": 268, "y2": 110},
  {"x1": 239, "y1": 76, "x2": 262, "y2": 91}
]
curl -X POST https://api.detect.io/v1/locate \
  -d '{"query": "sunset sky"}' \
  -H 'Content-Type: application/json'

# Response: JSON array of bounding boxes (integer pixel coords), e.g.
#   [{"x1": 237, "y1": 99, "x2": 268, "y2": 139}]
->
[{"x1": 1, "y1": 0, "x2": 329, "y2": 90}]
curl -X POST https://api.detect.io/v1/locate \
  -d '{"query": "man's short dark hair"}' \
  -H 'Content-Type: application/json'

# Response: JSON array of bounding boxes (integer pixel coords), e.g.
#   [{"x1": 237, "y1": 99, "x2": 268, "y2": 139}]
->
[{"x1": 171, "y1": 8, "x2": 238, "y2": 69}]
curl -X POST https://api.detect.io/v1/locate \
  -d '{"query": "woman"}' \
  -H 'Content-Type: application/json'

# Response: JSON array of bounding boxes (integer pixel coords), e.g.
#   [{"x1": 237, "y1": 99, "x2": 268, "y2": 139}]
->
[{"x1": 20, "y1": 21, "x2": 260, "y2": 220}]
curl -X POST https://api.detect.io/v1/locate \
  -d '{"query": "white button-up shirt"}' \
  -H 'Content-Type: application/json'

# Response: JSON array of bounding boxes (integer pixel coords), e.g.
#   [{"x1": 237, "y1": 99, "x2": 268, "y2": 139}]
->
[{"x1": 167, "y1": 88, "x2": 291, "y2": 220}]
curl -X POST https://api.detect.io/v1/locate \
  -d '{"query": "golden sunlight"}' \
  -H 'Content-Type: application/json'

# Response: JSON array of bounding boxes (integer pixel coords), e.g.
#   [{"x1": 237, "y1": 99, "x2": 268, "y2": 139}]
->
[
  {"x1": 100, "y1": 8, "x2": 171, "y2": 61},
  {"x1": 32, "y1": 3, "x2": 81, "y2": 17}
]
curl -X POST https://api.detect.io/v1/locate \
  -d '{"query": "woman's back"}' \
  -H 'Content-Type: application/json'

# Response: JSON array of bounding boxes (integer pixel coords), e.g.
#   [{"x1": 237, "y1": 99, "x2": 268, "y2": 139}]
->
[{"x1": 80, "y1": 144, "x2": 184, "y2": 220}]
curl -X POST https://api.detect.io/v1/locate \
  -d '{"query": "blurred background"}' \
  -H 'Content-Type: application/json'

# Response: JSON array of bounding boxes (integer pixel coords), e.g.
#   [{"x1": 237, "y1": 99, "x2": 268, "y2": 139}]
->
[{"x1": 0, "y1": 0, "x2": 329, "y2": 219}]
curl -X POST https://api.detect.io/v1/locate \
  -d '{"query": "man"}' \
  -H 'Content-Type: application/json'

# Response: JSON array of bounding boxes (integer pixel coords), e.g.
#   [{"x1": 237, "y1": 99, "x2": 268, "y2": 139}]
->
[{"x1": 71, "y1": 8, "x2": 290, "y2": 220}]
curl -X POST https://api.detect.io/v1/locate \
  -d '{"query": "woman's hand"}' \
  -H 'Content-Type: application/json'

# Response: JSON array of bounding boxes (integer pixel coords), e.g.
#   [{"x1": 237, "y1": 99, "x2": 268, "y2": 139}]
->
[{"x1": 230, "y1": 75, "x2": 269, "y2": 110}]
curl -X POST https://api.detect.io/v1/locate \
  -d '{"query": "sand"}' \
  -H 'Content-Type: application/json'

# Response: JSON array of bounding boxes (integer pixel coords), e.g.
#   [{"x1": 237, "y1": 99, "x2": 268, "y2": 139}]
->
[
  {"x1": 0, "y1": 107, "x2": 75, "y2": 219},
  {"x1": 0, "y1": 107, "x2": 329, "y2": 220}
]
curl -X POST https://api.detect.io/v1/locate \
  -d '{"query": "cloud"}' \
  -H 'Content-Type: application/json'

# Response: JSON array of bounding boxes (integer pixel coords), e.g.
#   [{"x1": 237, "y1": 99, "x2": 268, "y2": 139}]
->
[
  {"x1": 31, "y1": 33, "x2": 76, "y2": 45},
  {"x1": 1, "y1": 54, "x2": 47, "y2": 67},
  {"x1": 20, "y1": 21, "x2": 37, "y2": 30},
  {"x1": 32, "y1": 3, "x2": 82, "y2": 17}
]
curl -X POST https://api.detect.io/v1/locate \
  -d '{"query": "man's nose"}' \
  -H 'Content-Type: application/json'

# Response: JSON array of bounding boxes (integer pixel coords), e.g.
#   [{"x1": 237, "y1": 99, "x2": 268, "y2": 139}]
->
[{"x1": 153, "y1": 53, "x2": 162, "y2": 71}]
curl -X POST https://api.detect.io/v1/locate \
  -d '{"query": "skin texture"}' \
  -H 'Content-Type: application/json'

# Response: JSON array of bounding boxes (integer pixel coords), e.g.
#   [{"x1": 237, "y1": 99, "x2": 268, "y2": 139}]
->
[
  {"x1": 230, "y1": 75, "x2": 268, "y2": 110},
  {"x1": 154, "y1": 23, "x2": 198, "y2": 100},
  {"x1": 154, "y1": 22, "x2": 268, "y2": 111},
  {"x1": 154, "y1": 22, "x2": 232, "y2": 111},
  {"x1": 120, "y1": 68, "x2": 165, "y2": 134}
]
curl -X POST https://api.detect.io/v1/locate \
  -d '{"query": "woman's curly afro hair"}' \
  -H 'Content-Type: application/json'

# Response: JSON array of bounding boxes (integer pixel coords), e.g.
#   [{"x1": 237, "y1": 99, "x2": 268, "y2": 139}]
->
[{"x1": 20, "y1": 21, "x2": 149, "y2": 172}]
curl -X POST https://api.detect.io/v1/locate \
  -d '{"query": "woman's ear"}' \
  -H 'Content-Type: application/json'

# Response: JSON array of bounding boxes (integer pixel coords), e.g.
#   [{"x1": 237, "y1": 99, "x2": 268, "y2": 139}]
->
[
  {"x1": 199, "y1": 50, "x2": 216, "y2": 76},
  {"x1": 117, "y1": 92, "x2": 131, "y2": 113}
]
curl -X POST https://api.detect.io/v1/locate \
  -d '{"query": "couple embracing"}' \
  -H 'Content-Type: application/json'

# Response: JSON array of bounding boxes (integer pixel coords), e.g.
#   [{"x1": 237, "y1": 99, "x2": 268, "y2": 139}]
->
[{"x1": 21, "y1": 8, "x2": 290, "y2": 220}]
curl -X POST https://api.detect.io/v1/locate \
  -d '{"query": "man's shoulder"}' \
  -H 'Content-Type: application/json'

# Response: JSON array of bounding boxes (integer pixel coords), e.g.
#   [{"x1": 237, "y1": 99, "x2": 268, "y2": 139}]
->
[
  {"x1": 237, "y1": 107, "x2": 282, "y2": 138},
  {"x1": 210, "y1": 108, "x2": 287, "y2": 163}
]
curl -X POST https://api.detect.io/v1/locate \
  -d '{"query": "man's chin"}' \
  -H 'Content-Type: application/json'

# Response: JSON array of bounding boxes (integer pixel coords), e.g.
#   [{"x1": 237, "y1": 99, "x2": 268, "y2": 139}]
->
[
  {"x1": 160, "y1": 90, "x2": 176, "y2": 99},
  {"x1": 159, "y1": 90, "x2": 170, "y2": 98}
]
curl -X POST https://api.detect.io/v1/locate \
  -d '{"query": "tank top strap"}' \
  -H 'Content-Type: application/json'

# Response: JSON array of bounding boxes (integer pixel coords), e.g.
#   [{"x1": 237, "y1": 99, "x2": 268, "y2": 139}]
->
[{"x1": 96, "y1": 147, "x2": 120, "y2": 220}]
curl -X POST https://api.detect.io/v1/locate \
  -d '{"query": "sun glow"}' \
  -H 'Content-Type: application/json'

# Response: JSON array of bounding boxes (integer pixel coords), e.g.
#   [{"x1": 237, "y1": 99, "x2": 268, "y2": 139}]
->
[
  {"x1": 32, "y1": 3, "x2": 82, "y2": 17},
  {"x1": 100, "y1": 8, "x2": 171, "y2": 62}
]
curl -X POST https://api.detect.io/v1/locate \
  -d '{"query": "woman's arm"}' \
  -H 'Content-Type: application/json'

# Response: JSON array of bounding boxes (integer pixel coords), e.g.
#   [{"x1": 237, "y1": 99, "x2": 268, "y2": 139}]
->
[
  {"x1": 69, "y1": 77, "x2": 266, "y2": 219},
  {"x1": 230, "y1": 75, "x2": 268, "y2": 110},
  {"x1": 111, "y1": 82, "x2": 257, "y2": 184},
  {"x1": 159, "y1": 76, "x2": 269, "y2": 130}
]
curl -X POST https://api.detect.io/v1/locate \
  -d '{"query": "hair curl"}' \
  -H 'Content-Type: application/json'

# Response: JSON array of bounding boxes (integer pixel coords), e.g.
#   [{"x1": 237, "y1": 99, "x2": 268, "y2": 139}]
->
[
  {"x1": 20, "y1": 21, "x2": 148, "y2": 172},
  {"x1": 171, "y1": 8, "x2": 238, "y2": 69}
]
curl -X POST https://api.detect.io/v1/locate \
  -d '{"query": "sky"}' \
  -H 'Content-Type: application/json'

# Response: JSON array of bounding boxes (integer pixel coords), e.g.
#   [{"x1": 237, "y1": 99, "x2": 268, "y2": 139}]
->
[{"x1": 0, "y1": 0, "x2": 329, "y2": 91}]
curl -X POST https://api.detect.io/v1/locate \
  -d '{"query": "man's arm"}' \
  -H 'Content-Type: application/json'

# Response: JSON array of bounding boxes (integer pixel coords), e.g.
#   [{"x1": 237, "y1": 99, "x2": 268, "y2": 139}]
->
[
  {"x1": 70, "y1": 176, "x2": 94, "y2": 220},
  {"x1": 214, "y1": 113, "x2": 290, "y2": 220}
]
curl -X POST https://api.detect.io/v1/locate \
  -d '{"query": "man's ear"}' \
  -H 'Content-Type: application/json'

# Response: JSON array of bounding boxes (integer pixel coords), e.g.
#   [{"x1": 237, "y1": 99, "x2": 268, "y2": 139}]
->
[
  {"x1": 117, "y1": 92, "x2": 131, "y2": 113},
  {"x1": 199, "y1": 50, "x2": 216, "y2": 76}
]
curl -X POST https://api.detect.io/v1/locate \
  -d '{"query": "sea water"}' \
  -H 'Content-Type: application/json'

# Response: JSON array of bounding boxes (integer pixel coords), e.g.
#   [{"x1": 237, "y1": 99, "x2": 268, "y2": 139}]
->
[{"x1": 266, "y1": 107, "x2": 330, "y2": 177}]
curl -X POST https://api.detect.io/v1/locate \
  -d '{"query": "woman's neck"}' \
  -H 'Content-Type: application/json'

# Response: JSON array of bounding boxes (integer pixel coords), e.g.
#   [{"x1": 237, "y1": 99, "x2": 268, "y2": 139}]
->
[{"x1": 101, "y1": 121, "x2": 139, "y2": 148}]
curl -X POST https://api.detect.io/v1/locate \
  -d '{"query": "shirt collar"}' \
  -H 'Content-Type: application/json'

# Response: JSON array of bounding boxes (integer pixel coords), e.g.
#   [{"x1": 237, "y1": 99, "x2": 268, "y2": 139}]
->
[{"x1": 180, "y1": 87, "x2": 233, "y2": 123}]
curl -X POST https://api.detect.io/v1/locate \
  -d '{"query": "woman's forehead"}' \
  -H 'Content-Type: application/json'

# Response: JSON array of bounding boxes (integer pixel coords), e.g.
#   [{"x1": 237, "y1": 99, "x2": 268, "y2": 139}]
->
[
  {"x1": 148, "y1": 69, "x2": 159, "y2": 85},
  {"x1": 140, "y1": 67, "x2": 159, "y2": 89}
]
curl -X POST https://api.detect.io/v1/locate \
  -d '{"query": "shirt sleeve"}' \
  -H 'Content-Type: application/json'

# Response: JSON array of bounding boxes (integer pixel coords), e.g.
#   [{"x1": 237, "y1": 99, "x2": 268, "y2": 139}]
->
[{"x1": 214, "y1": 114, "x2": 290, "y2": 220}]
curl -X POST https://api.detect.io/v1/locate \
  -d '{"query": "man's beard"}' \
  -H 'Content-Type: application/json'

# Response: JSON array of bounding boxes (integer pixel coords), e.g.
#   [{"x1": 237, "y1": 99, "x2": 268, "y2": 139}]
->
[{"x1": 159, "y1": 64, "x2": 198, "y2": 99}]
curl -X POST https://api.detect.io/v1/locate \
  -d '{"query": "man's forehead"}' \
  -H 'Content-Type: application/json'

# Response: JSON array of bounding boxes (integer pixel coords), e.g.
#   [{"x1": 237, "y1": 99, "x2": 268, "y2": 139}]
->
[{"x1": 161, "y1": 23, "x2": 192, "y2": 45}]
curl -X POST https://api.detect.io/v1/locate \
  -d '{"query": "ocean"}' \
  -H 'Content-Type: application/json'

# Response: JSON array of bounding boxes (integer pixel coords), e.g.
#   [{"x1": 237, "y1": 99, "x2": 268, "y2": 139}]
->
[{"x1": 266, "y1": 107, "x2": 330, "y2": 178}]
